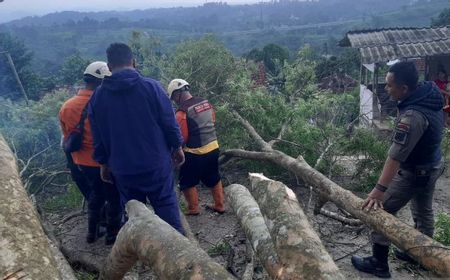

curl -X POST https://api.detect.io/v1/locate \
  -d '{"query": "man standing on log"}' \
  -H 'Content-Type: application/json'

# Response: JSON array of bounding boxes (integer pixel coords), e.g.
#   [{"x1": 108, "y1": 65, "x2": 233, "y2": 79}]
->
[
  {"x1": 167, "y1": 79, "x2": 225, "y2": 215},
  {"x1": 88, "y1": 43, "x2": 186, "y2": 234},
  {"x1": 352, "y1": 61, "x2": 444, "y2": 278},
  {"x1": 60, "y1": 61, "x2": 122, "y2": 245}
]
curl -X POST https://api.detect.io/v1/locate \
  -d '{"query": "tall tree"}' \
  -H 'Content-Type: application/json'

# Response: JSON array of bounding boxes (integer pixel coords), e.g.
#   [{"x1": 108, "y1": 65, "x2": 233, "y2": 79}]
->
[{"x1": 432, "y1": 8, "x2": 450, "y2": 26}]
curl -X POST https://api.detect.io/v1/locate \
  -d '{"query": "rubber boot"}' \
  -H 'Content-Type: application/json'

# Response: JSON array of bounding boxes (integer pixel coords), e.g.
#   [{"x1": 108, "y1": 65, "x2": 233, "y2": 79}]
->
[
  {"x1": 351, "y1": 244, "x2": 391, "y2": 278},
  {"x1": 182, "y1": 187, "x2": 200, "y2": 215},
  {"x1": 206, "y1": 181, "x2": 225, "y2": 214}
]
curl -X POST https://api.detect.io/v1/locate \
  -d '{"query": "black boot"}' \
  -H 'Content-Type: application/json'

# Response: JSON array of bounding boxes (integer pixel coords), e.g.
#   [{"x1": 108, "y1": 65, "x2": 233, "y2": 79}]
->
[
  {"x1": 351, "y1": 244, "x2": 391, "y2": 278},
  {"x1": 86, "y1": 220, "x2": 99, "y2": 243},
  {"x1": 86, "y1": 209, "x2": 102, "y2": 243},
  {"x1": 105, "y1": 225, "x2": 119, "y2": 246},
  {"x1": 104, "y1": 213, "x2": 121, "y2": 246}
]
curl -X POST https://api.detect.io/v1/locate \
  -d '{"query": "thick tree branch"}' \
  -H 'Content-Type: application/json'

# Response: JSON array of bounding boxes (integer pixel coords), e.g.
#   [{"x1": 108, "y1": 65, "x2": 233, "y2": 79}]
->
[
  {"x1": 268, "y1": 117, "x2": 291, "y2": 147},
  {"x1": 222, "y1": 115, "x2": 450, "y2": 276},
  {"x1": 232, "y1": 110, "x2": 272, "y2": 151}
]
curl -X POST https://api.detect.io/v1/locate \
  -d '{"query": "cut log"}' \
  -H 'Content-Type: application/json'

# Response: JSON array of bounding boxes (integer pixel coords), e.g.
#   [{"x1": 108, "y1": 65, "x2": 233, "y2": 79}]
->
[
  {"x1": 224, "y1": 184, "x2": 283, "y2": 279},
  {"x1": 249, "y1": 174, "x2": 344, "y2": 280},
  {"x1": 222, "y1": 110, "x2": 450, "y2": 276},
  {"x1": 100, "y1": 200, "x2": 236, "y2": 280},
  {"x1": 0, "y1": 134, "x2": 62, "y2": 279}
]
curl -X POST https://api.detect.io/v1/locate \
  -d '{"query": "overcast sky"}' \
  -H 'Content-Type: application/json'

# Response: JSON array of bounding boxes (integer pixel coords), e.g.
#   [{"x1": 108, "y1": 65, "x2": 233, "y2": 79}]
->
[{"x1": 0, "y1": 0, "x2": 263, "y2": 23}]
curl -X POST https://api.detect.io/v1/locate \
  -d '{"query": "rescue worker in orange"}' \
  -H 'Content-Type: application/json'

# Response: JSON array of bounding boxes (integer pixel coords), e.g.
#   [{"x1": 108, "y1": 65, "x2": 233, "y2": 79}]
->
[
  {"x1": 167, "y1": 79, "x2": 225, "y2": 215},
  {"x1": 59, "y1": 62, "x2": 122, "y2": 245}
]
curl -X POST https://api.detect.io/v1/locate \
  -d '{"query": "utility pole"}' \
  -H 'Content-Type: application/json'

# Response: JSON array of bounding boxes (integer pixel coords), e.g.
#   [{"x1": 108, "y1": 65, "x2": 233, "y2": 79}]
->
[{"x1": 0, "y1": 51, "x2": 29, "y2": 105}]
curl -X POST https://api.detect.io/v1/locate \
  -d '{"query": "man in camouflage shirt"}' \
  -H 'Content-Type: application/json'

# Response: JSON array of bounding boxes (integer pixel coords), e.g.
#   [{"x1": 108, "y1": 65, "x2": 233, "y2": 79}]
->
[{"x1": 352, "y1": 61, "x2": 444, "y2": 278}]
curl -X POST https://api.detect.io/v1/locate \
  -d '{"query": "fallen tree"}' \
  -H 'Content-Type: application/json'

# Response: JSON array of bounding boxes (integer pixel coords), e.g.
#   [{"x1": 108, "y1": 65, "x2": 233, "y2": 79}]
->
[
  {"x1": 249, "y1": 174, "x2": 343, "y2": 280},
  {"x1": 0, "y1": 134, "x2": 74, "y2": 279},
  {"x1": 100, "y1": 200, "x2": 236, "y2": 280},
  {"x1": 224, "y1": 184, "x2": 283, "y2": 279},
  {"x1": 222, "y1": 111, "x2": 450, "y2": 277}
]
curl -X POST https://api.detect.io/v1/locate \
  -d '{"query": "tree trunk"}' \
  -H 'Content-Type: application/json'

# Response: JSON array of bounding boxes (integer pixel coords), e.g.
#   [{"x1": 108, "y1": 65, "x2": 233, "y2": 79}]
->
[
  {"x1": 0, "y1": 134, "x2": 63, "y2": 279},
  {"x1": 224, "y1": 184, "x2": 283, "y2": 279},
  {"x1": 223, "y1": 148, "x2": 450, "y2": 276},
  {"x1": 222, "y1": 111, "x2": 450, "y2": 277},
  {"x1": 249, "y1": 174, "x2": 344, "y2": 280},
  {"x1": 100, "y1": 200, "x2": 236, "y2": 280}
]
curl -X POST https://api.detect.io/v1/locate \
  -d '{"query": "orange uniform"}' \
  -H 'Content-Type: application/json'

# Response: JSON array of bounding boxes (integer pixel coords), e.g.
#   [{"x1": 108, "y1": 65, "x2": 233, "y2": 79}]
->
[{"x1": 59, "y1": 89, "x2": 98, "y2": 167}]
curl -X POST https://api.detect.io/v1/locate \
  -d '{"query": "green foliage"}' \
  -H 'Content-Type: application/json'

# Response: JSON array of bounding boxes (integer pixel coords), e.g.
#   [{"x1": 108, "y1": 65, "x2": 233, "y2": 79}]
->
[
  {"x1": 315, "y1": 49, "x2": 361, "y2": 80},
  {"x1": 435, "y1": 212, "x2": 450, "y2": 246},
  {"x1": 44, "y1": 183, "x2": 83, "y2": 212},
  {"x1": 431, "y1": 8, "x2": 450, "y2": 27},
  {"x1": 207, "y1": 240, "x2": 232, "y2": 257},
  {"x1": 340, "y1": 129, "x2": 390, "y2": 192},
  {"x1": 0, "y1": 32, "x2": 54, "y2": 100},
  {"x1": 167, "y1": 35, "x2": 236, "y2": 100},
  {"x1": 59, "y1": 52, "x2": 91, "y2": 86},
  {"x1": 284, "y1": 46, "x2": 318, "y2": 100},
  {"x1": 0, "y1": 90, "x2": 70, "y2": 193},
  {"x1": 129, "y1": 30, "x2": 165, "y2": 80}
]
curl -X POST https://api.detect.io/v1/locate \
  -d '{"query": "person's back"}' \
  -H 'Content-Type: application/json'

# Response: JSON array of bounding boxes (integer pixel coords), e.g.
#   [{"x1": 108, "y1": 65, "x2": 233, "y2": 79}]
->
[
  {"x1": 89, "y1": 43, "x2": 185, "y2": 234},
  {"x1": 60, "y1": 61, "x2": 122, "y2": 245},
  {"x1": 60, "y1": 88, "x2": 98, "y2": 167},
  {"x1": 90, "y1": 70, "x2": 181, "y2": 176}
]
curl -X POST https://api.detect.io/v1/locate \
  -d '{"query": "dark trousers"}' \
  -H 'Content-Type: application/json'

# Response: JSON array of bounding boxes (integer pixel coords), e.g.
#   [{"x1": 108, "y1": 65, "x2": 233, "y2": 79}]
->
[
  {"x1": 115, "y1": 171, "x2": 184, "y2": 235},
  {"x1": 79, "y1": 166, "x2": 122, "y2": 235},
  {"x1": 371, "y1": 164, "x2": 444, "y2": 246},
  {"x1": 65, "y1": 152, "x2": 91, "y2": 200}
]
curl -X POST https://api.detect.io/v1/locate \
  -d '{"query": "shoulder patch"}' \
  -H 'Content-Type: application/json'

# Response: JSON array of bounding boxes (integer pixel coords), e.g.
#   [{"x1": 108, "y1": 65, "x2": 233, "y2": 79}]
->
[
  {"x1": 393, "y1": 130, "x2": 408, "y2": 145},
  {"x1": 392, "y1": 113, "x2": 412, "y2": 145}
]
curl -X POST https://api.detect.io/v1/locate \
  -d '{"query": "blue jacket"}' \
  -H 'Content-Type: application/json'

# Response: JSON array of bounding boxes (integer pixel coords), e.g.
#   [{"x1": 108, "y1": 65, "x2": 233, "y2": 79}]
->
[
  {"x1": 88, "y1": 69, "x2": 183, "y2": 176},
  {"x1": 398, "y1": 81, "x2": 444, "y2": 167}
]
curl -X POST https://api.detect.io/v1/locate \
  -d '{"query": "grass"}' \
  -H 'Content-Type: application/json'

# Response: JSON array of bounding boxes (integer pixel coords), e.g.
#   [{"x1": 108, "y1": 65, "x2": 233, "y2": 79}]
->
[
  {"x1": 75, "y1": 271, "x2": 96, "y2": 280},
  {"x1": 207, "y1": 240, "x2": 232, "y2": 257},
  {"x1": 43, "y1": 183, "x2": 83, "y2": 212},
  {"x1": 435, "y1": 212, "x2": 450, "y2": 246}
]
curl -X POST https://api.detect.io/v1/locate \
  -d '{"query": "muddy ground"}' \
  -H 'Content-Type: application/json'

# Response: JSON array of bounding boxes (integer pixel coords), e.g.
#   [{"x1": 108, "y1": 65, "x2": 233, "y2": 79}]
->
[{"x1": 46, "y1": 162, "x2": 450, "y2": 279}]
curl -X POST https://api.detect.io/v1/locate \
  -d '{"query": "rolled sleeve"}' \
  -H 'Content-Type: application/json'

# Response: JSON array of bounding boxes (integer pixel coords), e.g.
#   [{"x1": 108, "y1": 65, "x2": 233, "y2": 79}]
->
[{"x1": 388, "y1": 110, "x2": 428, "y2": 162}]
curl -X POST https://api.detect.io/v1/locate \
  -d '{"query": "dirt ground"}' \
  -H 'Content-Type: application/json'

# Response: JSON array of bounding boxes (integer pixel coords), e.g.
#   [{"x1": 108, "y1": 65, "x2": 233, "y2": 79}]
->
[{"x1": 48, "y1": 163, "x2": 450, "y2": 279}]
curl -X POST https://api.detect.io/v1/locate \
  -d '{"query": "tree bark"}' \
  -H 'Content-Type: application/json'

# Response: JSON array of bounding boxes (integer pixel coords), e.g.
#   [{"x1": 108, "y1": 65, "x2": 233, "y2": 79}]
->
[
  {"x1": 100, "y1": 200, "x2": 236, "y2": 280},
  {"x1": 0, "y1": 134, "x2": 62, "y2": 279},
  {"x1": 223, "y1": 148, "x2": 450, "y2": 276},
  {"x1": 222, "y1": 110, "x2": 450, "y2": 277},
  {"x1": 249, "y1": 174, "x2": 344, "y2": 280},
  {"x1": 224, "y1": 184, "x2": 283, "y2": 279}
]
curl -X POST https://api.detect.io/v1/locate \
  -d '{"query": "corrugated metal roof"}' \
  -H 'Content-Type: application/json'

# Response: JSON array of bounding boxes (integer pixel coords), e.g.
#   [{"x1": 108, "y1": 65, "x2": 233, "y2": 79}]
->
[{"x1": 341, "y1": 27, "x2": 450, "y2": 64}]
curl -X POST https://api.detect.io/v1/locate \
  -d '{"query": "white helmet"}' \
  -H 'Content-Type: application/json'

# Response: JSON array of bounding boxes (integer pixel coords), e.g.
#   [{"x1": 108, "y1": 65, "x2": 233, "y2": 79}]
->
[
  {"x1": 84, "y1": 61, "x2": 111, "y2": 79},
  {"x1": 167, "y1": 79, "x2": 190, "y2": 99}
]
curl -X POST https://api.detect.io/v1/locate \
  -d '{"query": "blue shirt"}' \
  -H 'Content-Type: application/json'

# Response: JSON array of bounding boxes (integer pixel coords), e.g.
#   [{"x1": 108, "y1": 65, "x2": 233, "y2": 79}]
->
[{"x1": 88, "y1": 69, "x2": 183, "y2": 176}]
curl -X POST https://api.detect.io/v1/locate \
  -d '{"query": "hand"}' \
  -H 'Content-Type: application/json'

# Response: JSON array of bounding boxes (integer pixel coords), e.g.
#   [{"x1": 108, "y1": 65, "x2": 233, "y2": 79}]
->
[
  {"x1": 100, "y1": 164, "x2": 114, "y2": 184},
  {"x1": 362, "y1": 187, "x2": 385, "y2": 211},
  {"x1": 172, "y1": 147, "x2": 185, "y2": 169}
]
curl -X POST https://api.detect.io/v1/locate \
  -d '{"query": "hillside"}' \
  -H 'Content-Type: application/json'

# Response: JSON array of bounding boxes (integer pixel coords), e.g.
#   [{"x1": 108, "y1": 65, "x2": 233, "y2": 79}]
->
[{"x1": 0, "y1": 0, "x2": 448, "y2": 74}]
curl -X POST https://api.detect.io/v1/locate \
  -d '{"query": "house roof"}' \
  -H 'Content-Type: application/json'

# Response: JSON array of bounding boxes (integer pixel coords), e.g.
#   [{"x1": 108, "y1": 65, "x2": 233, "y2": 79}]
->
[{"x1": 340, "y1": 26, "x2": 450, "y2": 64}]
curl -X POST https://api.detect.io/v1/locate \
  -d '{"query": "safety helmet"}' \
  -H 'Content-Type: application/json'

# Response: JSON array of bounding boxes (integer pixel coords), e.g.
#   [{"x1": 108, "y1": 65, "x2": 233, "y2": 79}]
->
[
  {"x1": 167, "y1": 79, "x2": 190, "y2": 99},
  {"x1": 83, "y1": 61, "x2": 111, "y2": 79}
]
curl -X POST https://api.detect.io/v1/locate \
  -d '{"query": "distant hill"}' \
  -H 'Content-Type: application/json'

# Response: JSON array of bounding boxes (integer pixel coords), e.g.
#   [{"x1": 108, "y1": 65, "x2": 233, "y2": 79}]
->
[{"x1": 0, "y1": 0, "x2": 448, "y2": 73}]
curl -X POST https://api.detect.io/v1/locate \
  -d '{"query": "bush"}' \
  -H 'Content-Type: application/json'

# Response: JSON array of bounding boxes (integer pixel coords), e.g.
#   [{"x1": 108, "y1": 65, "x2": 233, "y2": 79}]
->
[
  {"x1": 0, "y1": 89, "x2": 71, "y2": 193},
  {"x1": 435, "y1": 212, "x2": 450, "y2": 246}
]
